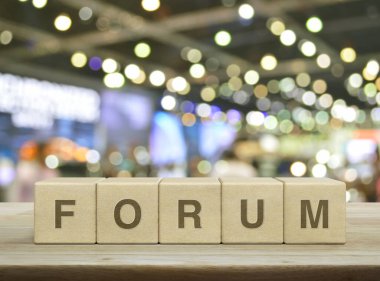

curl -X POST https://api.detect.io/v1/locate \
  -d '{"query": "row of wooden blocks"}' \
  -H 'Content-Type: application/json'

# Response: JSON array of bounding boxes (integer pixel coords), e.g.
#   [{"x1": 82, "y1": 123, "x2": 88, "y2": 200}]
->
[{"x1": 34, "y1": 177, "x2": 346, "y2": 244}]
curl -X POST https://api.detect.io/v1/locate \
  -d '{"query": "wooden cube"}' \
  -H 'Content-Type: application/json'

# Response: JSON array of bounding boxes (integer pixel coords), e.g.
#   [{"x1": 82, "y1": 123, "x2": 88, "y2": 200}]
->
[
  {"x1": 159, "y1": 178, "x2": 221, "y2": 244},
  {"x1": 34, "y1": 178, "x2": 104, "y2": 244},
  {"x1": 221, "y1": 177, "x2": 283, "y2": 244},
  {"x1": 277, "y1": 177, "x2": 346, "y2": 244},
  {"x1": 97, "y1": 177, "x2": 160, "y2": 244}
]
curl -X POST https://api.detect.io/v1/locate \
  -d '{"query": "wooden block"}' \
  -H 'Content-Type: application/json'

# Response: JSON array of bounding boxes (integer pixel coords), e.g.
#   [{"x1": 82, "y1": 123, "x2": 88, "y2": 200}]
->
[
  {"x1": 159, "y1": 178, "x2": 221, "y2": 244},
  {"x1": 277, "y1": 177, "x2": 346, "y2": 244},
  {"x1": 97, "y1": 177, "x2": 160, "y2": 244},
  {"x1": 34, "y1": 177, "x2": 104, "y2": 244},
  {"x1": 221, "y1": 177, "x2": 283, "y2": 244}
]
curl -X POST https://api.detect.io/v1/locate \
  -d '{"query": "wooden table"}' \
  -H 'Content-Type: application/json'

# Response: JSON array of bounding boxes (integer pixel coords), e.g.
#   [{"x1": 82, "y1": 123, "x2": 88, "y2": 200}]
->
[{"x1": 0, "y1": 203, "x2": 380, "y2": 281}]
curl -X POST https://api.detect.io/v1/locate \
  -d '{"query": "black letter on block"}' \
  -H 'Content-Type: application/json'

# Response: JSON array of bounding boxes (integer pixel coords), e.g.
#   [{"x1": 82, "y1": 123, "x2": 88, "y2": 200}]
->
[
  {"x1": 55, "y1": 200, "x2": 75, "y2": 228},
  {"x1": 301, "y1": 200, "x2": 328, "y2": 228},
  {"x1": 114, "y1": 199, "x2": 142, "y2": 229},
  {"x1": 241, "y1": 199, "x2": 264, "y2": 228},
  {"x1": 178, "y1": 200, "x2": 201, "y2": 228}
]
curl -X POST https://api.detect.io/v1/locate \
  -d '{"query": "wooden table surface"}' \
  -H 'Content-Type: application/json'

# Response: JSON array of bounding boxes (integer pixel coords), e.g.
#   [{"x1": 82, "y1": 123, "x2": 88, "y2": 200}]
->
[{"x1": 0, "y1": 203, "x2": 380, "y2": 281}]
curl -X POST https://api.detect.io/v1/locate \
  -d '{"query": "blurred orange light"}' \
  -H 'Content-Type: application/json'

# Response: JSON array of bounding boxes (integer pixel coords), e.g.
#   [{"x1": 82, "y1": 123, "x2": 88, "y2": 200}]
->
[
  {"x1": 376, "y1": 77, "x2": 380, "y2": 91},
  {"x1": 74, "y1": 147, "x2": 89, "y2": 163},
  {"x1": 182, "y1": 113, "x2": 196, "y2": 127},
  {"x1": 19, "y1": 141, "x2": 38, "y2": 161}
]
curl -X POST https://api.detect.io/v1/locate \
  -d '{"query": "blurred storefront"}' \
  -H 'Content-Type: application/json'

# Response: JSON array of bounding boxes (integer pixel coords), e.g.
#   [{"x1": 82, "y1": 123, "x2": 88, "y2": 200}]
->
[{"x1": 0, "y1": 0, "x2": 380, "y2": 203}]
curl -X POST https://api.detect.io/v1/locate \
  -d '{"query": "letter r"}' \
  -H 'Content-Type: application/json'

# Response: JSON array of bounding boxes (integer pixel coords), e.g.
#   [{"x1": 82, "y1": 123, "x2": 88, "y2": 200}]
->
[{"x1": 178, "y1": 200, "x2": 201, "y2": 228}]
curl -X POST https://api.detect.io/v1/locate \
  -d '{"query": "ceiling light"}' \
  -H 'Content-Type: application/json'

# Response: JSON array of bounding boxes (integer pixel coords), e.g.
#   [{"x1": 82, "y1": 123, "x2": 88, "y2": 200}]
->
[
  {"x1": 264, "y1": 116, "x2": 278, "y2": 130},
  {"x1": 71, "y1": 52, "x2": 87, "y2": 68},
  {"x1": 296, "y1": 72, "x2": 311, "y2": 87},
  {"x1": 89, "y1": 56, "x2": 102, "y2": 71},
  {"x1": 54, "y1": 14, "x2": 72, "y2": 31},
  {"x1": 244, "y1": 70, "x2": 259, "y2": 85},
  {"x1": 290, "y1": 161, "x2": 307, "y2": 177},
  {"x1": 366, "y1": 60, "x2": 379, "y2": 76},
  {"x1": 131, "y1": 70, "x2": 146, "y2": 84},
  {"x1": 200, "y1": 87, "x2": 216, "y2": 102},
  {"x1": 300, "y1": 40, "x2": 317, "y2": 57},
  {"x1": 340, "y1": 47, "x2": 356, "y2": 63},
  {"x1": 214, "y1": 30, "x2": 231, "y2": 46},
  {"x1": 186, "y1": 49, "x2": 202, "y2": 63},
  {"x1": 348, "y1": 73, "x2": 363, "y2": 88},
  {"x1": 302, "y1": 91, "x2": 317, "y2": 106},
  {"x1": 260, "y1": 54, "x2": 277, "y2": 71},
  {"x1": 171, "y1": 76, "x2": 187, "y2": 92},
  {"x1": 238, "y1": 4, "x2": 255, "y2": 20},
  {"x1": 79, "y1": 7, "x2": 93, "y2": 21},
  {"x1": 102, "y1": 58, "x2": 118, "y2": 73},
  {"x1": 0, "y1": 31, "x2": 13, "y2": 45},
  {"x1": 280, "y1": 29, "x2": 296, "y2": 46},
  {"x1": 141, "y1": 0, "x2": 160, "y2": 12},
  {"x1": 149, "y1": 70, "x2": 166, "y2": 86},
  {"x1": 161, "y1": 95, "x2": 176, "y2": 111},
  {"x1": 268, "y1": 19, "x2": 285, "y2": 36},
  {"x1": 312, "y1": 79, "x2": 327, "y2": 94},
  {"x1": 32, "y1": 0, "x2": 47, "y2": 9},
  {"x1": 196, "y1": 103, "x2": 212, "y2": 118},
  {"x1": 103, "y1": 73, "x2": 125, "y2": 88},
  {"x1": 124, "y1": 64, "x2": 141, "y2": 80},
  {"x1": 226, "y1": 64, "x2": 241, "y2": 77},
  {"x1": 306, "y1": 16, "x2": 323, "y2": 33},
  {"x1": 189, "y1": 64, "x2": 206, "y2": 79},
  {"x1": 45, "y1": 155, "x2": 59, "y2": 169},
  {"x1": 312, "y1": 164, "x2": 327, "y2": 177},
  {"x1": 363, "y1": 67, "x2": 376, "y2": 81},
  {"x1": 134, "y1": 42, "x2": 151, "y2": 58},
  {"x1": 316, "y1": 54, "x2": 331, "y2": 69},
  {"x1": 246, "y1": 111, "x2": 265, "y2": 126}
]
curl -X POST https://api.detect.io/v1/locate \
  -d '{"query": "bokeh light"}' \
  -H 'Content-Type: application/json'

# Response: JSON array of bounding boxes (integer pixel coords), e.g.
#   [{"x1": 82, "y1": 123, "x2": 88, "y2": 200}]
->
[
  {"x1": 214, "y1": 30, "x2": 232, "y2": 46},
  {"x1": 238, "y1": 4, "x2": 255, "y2": 20},
  {"x1": 134, "y1": 42, "x2": 151, "y2": 58},
  {"x1": 260, "y1": 54, "x2": 277, "y2": 71},
  {"x1": 103, "y1": 73, "x2": 125, "y2": 88},
  {"x1": 141, "y1": 0, "x2": 160, "y2": 11},
  {"x1": 280, "y1": 29, "x2": 296, "y2": 46},
  {"x1": 290, "y1": 161, "x2": 307, "y2": 177},
  {"x1": 340, "y1": 47, "x2": 356, "y2": 63},
  {"x1": 54, "y1": 14, "x2": 72, "y2": 31},
  {"x1": 71, "y1": 52, "x2": 87, "y2": 68},
  {"x1": 306, "y1": 16, "x2": 323, "y2": 33},
  {"x1": 149, "y1": 70, "x2": 166, "y2": 86}
]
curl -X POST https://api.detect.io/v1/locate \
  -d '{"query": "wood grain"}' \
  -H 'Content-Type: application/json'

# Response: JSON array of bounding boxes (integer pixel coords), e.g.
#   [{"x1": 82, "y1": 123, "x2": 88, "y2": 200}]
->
[{"x1": 0, "y1": 203, "x2": 380, "y2": 280}]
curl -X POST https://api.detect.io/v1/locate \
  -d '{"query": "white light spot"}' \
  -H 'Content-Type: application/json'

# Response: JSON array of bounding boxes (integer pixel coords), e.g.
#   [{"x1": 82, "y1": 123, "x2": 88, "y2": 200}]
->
[
  {"x1": 45, "y1": 155, "x2": 59, "y2": 169},
  {"x1": 149, "y1": 70, "x2": 166, "y2": 86},
  {"x1": 238, "y1": 4, "x2": 255, "y2": 20},
  {"x1": 54, "y1": 14, "x2": 72, "y2": 31},
  {"x1": 103, "y1": 73, "x2": 125, "y2": 88},
  {"x1": 86, "y1": 150, "x2": 101, "y2": 164},
  {"x1": 214, "y1": 30, "x2": 232, "y2": 46},
  {"x1": 290, "y1": 161, "x2": 307, "y2": 177},
  {"x1": 161, "y1": 95, "x2": 176, "y2": 111},
  {"x1": 280, "y1": 29, "x2": 296, "y2": 46}
]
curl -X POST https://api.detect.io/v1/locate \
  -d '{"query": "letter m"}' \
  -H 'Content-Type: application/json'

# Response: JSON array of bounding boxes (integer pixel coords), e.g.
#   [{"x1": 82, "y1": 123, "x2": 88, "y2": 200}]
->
[{"x1": 301, "y1": 200, "x2": 328, "y2": 228}]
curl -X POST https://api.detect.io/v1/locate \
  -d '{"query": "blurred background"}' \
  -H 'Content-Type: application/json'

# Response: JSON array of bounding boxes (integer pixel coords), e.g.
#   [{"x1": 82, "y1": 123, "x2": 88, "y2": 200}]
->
[{"x1": 0, "y1": 0, "x2": 379, "y2": 202}]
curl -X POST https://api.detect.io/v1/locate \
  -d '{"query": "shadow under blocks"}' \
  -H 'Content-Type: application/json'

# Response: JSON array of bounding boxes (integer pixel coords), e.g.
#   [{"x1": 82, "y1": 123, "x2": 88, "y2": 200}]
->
[{"x1": 34, "y1": 177, "x2": 346, "y2": 244}]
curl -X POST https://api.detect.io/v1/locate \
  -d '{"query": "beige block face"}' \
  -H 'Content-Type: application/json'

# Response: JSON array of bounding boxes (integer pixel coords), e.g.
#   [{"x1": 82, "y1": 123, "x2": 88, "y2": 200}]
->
[
  {"x1": 97, "y1": 177, "x2": 160, "y2": 244},
  {"x1": 34, "y1": 178, "x2": 104, "y2": 244},
  {"x1": 277, "y1": 177, "x2": 346, "y2": 244},
  {"x1": 159, "y1": 178, "x2": 221, "y2": 244},
  {"x1": 221, "y1": 178, "x2": 283, "y2": 244}
]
